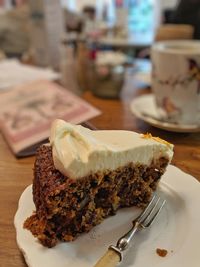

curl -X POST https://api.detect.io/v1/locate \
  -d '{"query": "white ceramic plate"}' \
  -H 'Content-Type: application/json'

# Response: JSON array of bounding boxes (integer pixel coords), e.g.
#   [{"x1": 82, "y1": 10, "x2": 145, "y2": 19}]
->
[
  {"x1": 130, "y1": 94, "x2": 200, "y2": 133},
  {"x1": 14, "y1": 165, "x2": 200, "y2": 267}
]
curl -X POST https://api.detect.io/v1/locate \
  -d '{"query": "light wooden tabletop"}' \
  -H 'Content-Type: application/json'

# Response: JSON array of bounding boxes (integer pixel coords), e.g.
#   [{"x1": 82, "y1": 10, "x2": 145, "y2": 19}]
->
[{"x1": 0, "y1": 83, "x2": 199, "y2": 267}]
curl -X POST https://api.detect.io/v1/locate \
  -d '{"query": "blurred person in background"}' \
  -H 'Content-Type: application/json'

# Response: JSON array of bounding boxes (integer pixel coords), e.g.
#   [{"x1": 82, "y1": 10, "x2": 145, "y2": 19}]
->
[
  {"x1": 171, "y1": 0, "x2": 200, "y2": 39},
  {"x1": 0, "y1": 0, "x2": 30, "y2": 57},
  {"x1": 63, "y1": 8, "x2": 83, "y2": 33}
]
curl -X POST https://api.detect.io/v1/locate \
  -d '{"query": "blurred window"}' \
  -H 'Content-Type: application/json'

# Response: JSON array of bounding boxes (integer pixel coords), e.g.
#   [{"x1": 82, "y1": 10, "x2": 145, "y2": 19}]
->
[
  {"x1": 61, "y1": 0, "x2": 162, "y2": 34},
  {"x1": 128, "y1": 0, "x2": 155, "y2": 34}
]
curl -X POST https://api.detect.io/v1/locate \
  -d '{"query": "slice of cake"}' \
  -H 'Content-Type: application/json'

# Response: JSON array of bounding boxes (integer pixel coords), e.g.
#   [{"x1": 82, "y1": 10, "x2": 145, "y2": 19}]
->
[{"x1": 24, "y1": 119, "x2": 173, "y2": 247}]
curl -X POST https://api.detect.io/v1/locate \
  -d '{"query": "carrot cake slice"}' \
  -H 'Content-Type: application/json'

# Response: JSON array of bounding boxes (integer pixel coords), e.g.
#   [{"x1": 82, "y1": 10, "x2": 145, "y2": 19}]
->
[{"x1": 24, "y1": 119, "x2": 173, "y2": 247}]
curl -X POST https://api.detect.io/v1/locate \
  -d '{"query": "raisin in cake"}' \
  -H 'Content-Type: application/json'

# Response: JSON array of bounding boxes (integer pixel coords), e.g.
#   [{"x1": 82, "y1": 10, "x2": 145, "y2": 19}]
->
[{"x1": 24, "y1": 119, "x2": 173, "y2": 247}]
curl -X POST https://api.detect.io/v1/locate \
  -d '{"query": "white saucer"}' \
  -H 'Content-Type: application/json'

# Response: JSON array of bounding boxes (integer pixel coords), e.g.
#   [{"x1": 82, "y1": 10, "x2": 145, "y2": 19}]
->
[
  {"x1": 14, "y1": 166, "x2": 200, "y2": 267},
  {"x1": 130, "y1": 94, "x2": 200, "y2": 133}
]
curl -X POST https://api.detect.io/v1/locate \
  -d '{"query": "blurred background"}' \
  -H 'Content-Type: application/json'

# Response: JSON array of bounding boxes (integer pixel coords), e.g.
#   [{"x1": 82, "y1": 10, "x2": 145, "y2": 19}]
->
[
  {"x1": 0, "y1": 0, "x2": 198, "y2": 98},
  {"x1": 0, "y1": 0, "x2": 179, "y2": 60}
]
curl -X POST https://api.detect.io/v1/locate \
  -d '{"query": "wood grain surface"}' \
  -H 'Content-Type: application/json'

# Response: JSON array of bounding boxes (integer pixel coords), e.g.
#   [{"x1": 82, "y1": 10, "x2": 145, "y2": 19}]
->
[{"x1": 0, "y1": 80, "x2": 199, "y2": 267}]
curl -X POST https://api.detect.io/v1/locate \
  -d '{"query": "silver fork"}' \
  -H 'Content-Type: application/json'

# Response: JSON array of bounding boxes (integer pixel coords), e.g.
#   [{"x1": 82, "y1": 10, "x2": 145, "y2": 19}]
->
[{"x1": 94, "y1": 194, "x2": 166, "y2": 267}]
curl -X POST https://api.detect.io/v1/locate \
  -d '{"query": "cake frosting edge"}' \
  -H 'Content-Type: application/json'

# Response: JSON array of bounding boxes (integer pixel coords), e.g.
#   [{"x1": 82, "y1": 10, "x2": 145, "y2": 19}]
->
[{"x1": 50, "y1": 119, "x2": 174, "y2": 179}]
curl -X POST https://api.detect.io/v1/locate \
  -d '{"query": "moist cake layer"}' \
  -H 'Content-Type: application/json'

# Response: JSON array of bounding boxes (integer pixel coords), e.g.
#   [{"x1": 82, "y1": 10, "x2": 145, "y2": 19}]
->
[{"x1": 24, "y1": 145, "x2": 169, "y2": 247}]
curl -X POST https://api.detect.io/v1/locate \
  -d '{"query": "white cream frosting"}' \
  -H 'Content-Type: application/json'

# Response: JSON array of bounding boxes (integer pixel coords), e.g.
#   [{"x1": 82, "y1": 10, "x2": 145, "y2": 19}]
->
[{"x1": 50, "y1": 119, "x2": 174, "y2": 179}]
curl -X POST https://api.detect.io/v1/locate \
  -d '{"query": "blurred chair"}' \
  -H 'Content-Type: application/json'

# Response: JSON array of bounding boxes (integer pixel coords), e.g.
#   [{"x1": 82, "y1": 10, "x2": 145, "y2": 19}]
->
[
  {"x1": 155, "y1": 24, "x2": 194, "y2": 41},
  {"x1": 138, "y1": 24, "x2": 194, "y2": 58}
]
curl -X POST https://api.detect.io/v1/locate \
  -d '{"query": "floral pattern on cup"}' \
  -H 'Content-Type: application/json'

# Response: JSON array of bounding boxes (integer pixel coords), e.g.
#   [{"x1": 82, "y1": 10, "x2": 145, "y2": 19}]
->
[
  {"x1": 152, "y1": 58, "x2": 200, "y2": 94},
  {"x1": 162, "y1": 97, "x2": 181, "y2": 120},
  {"x1": 151, "y1": 40, "x2": 200, "y2": 125}
]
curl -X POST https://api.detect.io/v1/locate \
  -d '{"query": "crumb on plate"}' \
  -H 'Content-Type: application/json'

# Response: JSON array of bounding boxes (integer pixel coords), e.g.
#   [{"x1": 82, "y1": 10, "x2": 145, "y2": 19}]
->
[{"x1": 156, "y1": 248, "x2": 168, "y2": 257}]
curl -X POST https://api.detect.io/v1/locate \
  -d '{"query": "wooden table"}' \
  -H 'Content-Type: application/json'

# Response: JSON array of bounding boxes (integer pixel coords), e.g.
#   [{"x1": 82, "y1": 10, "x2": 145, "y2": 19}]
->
[{"x1": 0, "y1": 83, "x2": 200, "y2": 267}]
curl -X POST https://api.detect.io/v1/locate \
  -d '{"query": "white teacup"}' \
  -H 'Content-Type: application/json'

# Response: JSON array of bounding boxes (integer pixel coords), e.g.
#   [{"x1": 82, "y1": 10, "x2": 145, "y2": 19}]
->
[{"x1": 151, "y1": 40, "x2": 200, "y2": 125}]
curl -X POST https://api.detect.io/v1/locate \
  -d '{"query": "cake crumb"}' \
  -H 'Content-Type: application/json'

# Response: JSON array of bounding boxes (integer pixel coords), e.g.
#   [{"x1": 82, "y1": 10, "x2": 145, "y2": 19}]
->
[{"x1": 156, "y1": 248, "x2": 168, "y2": 257}]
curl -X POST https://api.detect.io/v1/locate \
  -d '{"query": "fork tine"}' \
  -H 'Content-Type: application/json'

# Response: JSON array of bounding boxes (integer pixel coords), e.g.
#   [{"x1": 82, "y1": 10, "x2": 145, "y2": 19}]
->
[
  {"x1": 136, "y1": 194, "x2": 157, "y2": 223},
  {"x1": 144, "y1": 199, "x2": 166, "y2": 227},
  {"x1": 140, "y1": 196, "x2": 161, "y2": 225}
]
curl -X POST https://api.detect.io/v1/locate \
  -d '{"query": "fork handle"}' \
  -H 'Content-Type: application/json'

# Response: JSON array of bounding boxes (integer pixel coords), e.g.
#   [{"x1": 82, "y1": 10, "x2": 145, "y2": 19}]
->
[{"x1": 93, "y1": 248, "x2": 120, "y2": 267}]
